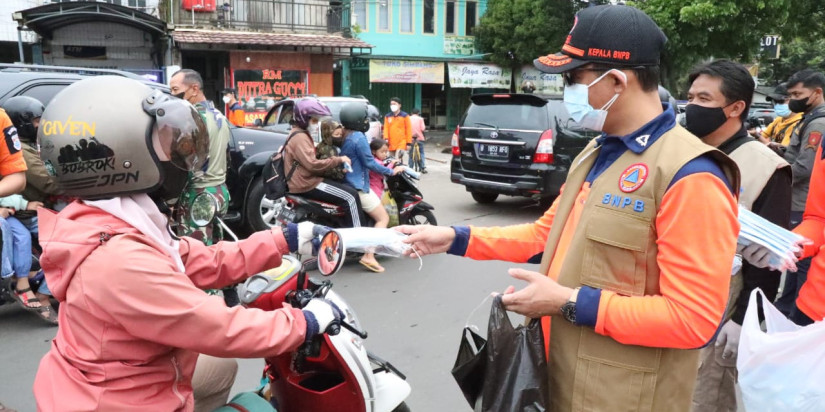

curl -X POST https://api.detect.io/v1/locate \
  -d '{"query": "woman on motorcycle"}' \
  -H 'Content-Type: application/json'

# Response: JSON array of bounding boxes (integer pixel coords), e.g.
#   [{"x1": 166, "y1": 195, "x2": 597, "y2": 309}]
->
[
  {"x1": 32, "y1": 76, "x2": 343, "y2": 412},
  {"x1": 339, "y1": 102, "x2": 404, "y2": 272},
  {"x1": 315, "y1": 119, "x2": 346, "y2": 181},
  {"x1": 283, "y1": 98, "x2": 364, "y2": 228}
]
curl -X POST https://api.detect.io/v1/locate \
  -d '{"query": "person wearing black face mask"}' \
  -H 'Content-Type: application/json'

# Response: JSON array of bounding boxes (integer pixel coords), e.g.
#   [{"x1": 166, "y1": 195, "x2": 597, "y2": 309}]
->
[
  {"x1": 168, "y1": 69, "x2": 232, "y2": 246},
  {"x1": 768, "y1": 69, "x2": 825, "y2": 321},
  {"x1": 685, "y1": 59, "x2": 792, "y2": 412}
]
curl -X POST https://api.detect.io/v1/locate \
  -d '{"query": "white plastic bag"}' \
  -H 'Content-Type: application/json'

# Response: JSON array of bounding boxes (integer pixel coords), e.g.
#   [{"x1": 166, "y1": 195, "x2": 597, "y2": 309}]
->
[{"x1": 737, "y1": 289, "x2": 825, "y2": 411}]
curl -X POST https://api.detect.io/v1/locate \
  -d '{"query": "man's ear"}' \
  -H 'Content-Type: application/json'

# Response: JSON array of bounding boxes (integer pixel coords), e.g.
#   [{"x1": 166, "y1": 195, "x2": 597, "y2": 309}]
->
[
  {"x1": 611, "y1": 70, "x2": 628, "y2": 94},
  {"x1": 729, "y1": 101, "x2": 746, "y2": 119}
]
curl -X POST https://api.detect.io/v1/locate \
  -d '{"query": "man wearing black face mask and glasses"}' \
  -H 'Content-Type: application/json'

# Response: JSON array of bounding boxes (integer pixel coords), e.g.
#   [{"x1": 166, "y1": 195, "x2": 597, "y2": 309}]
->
[{"x1": 685, "y1": 59, "x2": 791, "y2": 412}]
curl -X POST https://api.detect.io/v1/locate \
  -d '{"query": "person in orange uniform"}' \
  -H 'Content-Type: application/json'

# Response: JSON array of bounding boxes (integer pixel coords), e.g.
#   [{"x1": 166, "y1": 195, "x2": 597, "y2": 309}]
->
[
  {"x1": 399, "y1": 5, "x2": 740, "y2": 412},
  {"x1": 222, "y1": 88, "x2": 246, "y2": 127},
  {"x1": 382, "y1": 97, "x2": 412, "y2": 161}
]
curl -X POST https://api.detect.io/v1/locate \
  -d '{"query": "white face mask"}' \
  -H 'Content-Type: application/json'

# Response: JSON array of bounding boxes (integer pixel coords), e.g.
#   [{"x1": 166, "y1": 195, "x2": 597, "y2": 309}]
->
[
  {"x1": 307, "y1": 122, "x2": 321, "y2": 144},
  {"x1": 222, "y1": 96, "x2": 231, "y2": 104},
  {"x1": 563, "y1": 69, "x2": 626, "y2": 132},
  {"x1": 390, "y1": 104, "x2": 400, "y2": 113}
]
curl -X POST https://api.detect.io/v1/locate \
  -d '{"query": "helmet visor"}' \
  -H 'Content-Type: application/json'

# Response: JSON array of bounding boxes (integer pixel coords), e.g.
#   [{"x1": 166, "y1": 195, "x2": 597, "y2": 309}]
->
[{"x1": 143, "y1": 92, "x2": 209, "y2": 172}]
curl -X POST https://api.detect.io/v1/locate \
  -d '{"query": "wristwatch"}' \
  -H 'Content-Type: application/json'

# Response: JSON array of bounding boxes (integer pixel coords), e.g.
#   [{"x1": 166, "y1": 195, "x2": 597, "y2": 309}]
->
[{"x1": 560, "y1": 287, "x2": 581, "y2": 324}]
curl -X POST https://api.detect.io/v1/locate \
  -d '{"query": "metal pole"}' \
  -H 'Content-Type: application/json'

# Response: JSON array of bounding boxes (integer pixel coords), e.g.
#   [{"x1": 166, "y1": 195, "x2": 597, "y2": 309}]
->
[{"x1": 16, "y1": 27, "x2": 25, "y2": 63}]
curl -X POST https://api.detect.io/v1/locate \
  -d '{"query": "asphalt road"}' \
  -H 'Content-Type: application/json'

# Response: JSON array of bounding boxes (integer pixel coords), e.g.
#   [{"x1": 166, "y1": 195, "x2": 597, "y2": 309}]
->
[{"x1": 0, "y1": 143, "x2": 546, "y2": 411}]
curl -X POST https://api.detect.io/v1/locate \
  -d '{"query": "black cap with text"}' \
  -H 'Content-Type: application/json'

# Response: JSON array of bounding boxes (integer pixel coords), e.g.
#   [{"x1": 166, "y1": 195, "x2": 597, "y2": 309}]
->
[{"x1": 534, "y1": 5, "x2": 667, "y2": 74}]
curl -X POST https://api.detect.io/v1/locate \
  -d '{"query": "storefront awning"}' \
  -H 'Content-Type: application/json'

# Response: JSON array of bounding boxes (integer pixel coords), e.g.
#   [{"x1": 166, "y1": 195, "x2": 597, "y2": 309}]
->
[
  {"x1": 13, "y1": 1, "x2": 167, "y2": 40},
  {"x1": 172, "y1": 29, "x2": 373, "y2": 53}
]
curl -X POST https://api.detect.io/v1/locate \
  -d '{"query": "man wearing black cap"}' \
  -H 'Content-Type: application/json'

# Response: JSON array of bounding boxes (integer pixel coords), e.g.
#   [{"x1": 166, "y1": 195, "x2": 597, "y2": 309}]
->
[
  {"x1": 399, "y1": 5, "x2": 740, "y2": 411},
  {"x1": 758, "y1": 83, "x2": 802, "y2": 149}
]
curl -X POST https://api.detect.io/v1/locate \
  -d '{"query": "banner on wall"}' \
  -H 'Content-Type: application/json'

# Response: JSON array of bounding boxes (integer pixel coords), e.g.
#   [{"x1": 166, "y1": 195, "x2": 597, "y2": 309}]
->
[
  {"x1": 518, "y1": 66, "x2": 564, "y2": 95},
  {"x1": 233, "y1": 69, "x2": 308, "y2": 126},
  {"x1": 448, "y1": 63, "x2": 511, "y2": 89},
  {"x1": 444, "y1": 36, "x2": 475, "y2": 56},
  {"x1": 369, "y1": 59, "x2": 444, "y2": 84}
]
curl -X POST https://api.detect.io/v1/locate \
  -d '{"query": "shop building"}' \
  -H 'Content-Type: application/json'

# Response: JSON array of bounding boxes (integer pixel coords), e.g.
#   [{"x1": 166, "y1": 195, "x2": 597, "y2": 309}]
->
[
  {"x1": 13, "y1": 1, "x2": 168, "y2": 81},
  {"x1": 168, "y1": 0, "x2": 371, "y2": 125},
  {"x1": 341, "y1": 0, "x2": 499, "y2": 129}
]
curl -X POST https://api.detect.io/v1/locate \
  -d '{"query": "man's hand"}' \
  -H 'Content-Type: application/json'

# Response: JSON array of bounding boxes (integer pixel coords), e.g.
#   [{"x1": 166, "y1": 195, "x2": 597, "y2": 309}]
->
[
  {"x1": 499, "y1": 268, "x2": 575, "y2": 319},
  {"x1": 715, "y1": 320, "x2": 742, "y2": 359},
  {"x1": 339, "y1": 156, "x2": 352, "y2": 166},
  {"x1": 26, "y1": 201, "x2": 44, "y2": 211},
  {"x1": 738, "y1": 243, "x2": 773, "y2": 269},
  {"x1": 0, "y1": 208, "x2": 14, "y2": 218},
  {"x1": 392, "y1": 166, "x2": 405, "y2": 175},
  {"x1": 396, "y1": 225, "x2": 455, "y2": 256}
]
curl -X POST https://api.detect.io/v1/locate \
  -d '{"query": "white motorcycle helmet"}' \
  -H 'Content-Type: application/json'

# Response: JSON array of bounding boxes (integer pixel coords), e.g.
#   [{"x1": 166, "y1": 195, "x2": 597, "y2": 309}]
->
[{"x1": 37, "y1": 76, "x2": 209, "y2": 200}]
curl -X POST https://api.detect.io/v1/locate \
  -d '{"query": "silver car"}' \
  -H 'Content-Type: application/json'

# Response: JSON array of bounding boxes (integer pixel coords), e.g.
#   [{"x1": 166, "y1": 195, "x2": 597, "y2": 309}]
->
[{"x1": 262, "y1": 96, "x2": 382, "y2": 140}]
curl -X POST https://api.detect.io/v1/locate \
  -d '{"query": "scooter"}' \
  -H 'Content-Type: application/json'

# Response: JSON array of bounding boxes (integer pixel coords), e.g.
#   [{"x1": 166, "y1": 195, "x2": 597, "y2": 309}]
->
[
  {"x1": 277, "y1": 169, "x2": 437, "y2": 228},
  {"x1": 237, "y1": 230, "x2": 412, "y2": 412}
]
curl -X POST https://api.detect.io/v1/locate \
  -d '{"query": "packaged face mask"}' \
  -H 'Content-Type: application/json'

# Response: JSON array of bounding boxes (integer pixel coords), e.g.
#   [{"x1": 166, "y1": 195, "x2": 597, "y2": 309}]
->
[{"x1": 334, "y1": 227, "x2": 411, "y2": 257}]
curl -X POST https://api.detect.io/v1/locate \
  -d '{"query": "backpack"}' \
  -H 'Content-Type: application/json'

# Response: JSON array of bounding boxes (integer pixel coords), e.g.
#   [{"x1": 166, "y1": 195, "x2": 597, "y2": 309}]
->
[{"x1": 262, "y1": 131, "x2": 303, "y2": 200}]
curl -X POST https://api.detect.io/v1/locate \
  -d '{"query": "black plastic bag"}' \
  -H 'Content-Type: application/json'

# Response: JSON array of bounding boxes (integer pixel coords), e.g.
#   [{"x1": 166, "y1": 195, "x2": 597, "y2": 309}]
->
[{"x1": 451, "y1": 296, "x2": 549, "y2": 412}]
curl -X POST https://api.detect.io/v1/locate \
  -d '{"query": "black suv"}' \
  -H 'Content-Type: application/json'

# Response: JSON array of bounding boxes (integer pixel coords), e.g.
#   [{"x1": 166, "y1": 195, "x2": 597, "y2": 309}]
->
[
  {"x1": 450, "y1": 93, "x2": 598, "y2": 204},
  {"x1": 0, "y1": 63, "x2": 288, "y2": 234}
]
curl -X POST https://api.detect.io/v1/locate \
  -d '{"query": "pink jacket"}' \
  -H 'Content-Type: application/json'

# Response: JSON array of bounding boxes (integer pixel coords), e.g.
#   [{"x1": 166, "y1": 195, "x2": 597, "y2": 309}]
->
[
  {"x1": 369, "y1": 157, "x2": 386, "y2": 198},
  {"x1": 33, "y1": 202, "x2": 307, "y2": 411},
  {"x1": 410, "y1": 114, "x2": 426, "y2": 141}
]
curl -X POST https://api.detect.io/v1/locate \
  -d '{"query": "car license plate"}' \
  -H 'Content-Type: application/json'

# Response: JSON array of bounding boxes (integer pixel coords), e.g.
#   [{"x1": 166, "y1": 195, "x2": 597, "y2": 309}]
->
[{"x1": 478, "y1": 144, "x2": 509, "y2": 158}]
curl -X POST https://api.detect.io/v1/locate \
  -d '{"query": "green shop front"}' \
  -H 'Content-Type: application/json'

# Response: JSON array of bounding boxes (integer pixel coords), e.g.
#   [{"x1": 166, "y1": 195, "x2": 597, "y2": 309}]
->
[{"x1": 347, "y1": 58, "x2": 513, "y2": 130}]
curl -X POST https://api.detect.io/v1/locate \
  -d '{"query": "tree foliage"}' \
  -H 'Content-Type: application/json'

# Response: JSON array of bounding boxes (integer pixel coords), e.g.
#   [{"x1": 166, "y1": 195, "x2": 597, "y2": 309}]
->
[
  {"x1": 757, "y1": 0, "x2": 825, "y2": 84},
  {"x1": 475, "y1": 0, "x2": 595, "y2": 68},
  {"x1": 629, "y1": 0, "x2": 793, "y2": 94}
]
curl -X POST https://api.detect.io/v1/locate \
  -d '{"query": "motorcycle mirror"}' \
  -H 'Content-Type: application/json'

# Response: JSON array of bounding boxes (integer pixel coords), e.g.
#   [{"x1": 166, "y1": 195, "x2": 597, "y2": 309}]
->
[
  {"x1": 190, "y1": 192, "x2": 218, "y2": 227},
  {"x1": 317, "y1": 230, "x2": 345, "y2": 276}
]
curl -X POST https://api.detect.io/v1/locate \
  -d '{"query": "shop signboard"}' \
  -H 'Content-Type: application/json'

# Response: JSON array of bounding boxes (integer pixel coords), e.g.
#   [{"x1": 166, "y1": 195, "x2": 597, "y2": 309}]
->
[
  {"x1": 369, "y1": 59, "x2": 444, "y2": 84},
  {"x1": 444, "y1": 36, "x2": 475, "y2": 56},
  {"x1": 448, "y1": 63, "x2": 511, "y2": 89},
  {"x1": 518, "y1": 66, "x2": 563, "y2": 95},
  {"x1": 233, "y1": 69, "x2": 308, "y2": 126}
]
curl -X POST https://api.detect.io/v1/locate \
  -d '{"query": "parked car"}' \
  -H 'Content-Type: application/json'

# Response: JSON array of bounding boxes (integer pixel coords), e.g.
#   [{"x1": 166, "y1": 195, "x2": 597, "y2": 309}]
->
[
  {"x1": 747, "y1": 103, "x2": 777, "y2": 129},
  {"x1": 0, "y1": 63, "x2": 288, "y2": 235},
  {"x1": 450, "y1": 93, "x2": 598, "y2": 204},
  {"x1": 261, "y1": 95, "x2": 383, "y2": 140}
]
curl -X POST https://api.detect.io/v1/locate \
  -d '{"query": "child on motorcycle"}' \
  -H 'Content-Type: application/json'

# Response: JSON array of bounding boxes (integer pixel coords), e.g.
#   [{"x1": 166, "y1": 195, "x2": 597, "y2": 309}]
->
[
  {"x1": 368, "y1": 138, "x2": 400, "y2": 199},
  {"x1": 339, "y1": 103, "x2": 404, "y2": 273},
  {"x1": 32, "y1": 76, "x2": 344, "y2": 412}
]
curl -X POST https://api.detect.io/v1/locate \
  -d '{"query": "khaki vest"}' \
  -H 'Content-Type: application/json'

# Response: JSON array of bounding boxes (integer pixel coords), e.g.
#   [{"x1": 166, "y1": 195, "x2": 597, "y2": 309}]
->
[
  {"x1": 723, "y1": 140, "x2": 789, "y2": 320},
  {"x1": 538, "y1": 125, "x2": 740, "y2": 412}
]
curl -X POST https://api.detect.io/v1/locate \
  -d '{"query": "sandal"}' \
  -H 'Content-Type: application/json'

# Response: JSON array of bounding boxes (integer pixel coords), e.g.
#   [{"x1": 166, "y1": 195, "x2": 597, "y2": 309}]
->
[
  {"x1": 36, "y1": 305, "x2": 59, "y2": 325},
  {"x1": 14, "y1": 287, "x2": 43, "y2": 311},
  {"x1": 359, "y1": 259, "x2": 385, "y2": 273}
]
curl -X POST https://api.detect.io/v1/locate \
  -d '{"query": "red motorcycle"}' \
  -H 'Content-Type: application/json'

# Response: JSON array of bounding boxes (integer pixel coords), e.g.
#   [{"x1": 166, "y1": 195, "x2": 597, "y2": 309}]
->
[{"x1": 238, "y1": 230, "x2": 412, "y2": 412}]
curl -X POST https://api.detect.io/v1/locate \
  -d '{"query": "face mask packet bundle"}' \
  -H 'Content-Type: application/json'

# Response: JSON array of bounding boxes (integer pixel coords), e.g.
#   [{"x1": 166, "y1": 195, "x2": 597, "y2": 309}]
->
[
  {"x1": 737, "y1": 205, "x2": 808, "y2": 271},
  {"x1": 334, "y1": 227, "x2": 423, "y2": 269}
]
